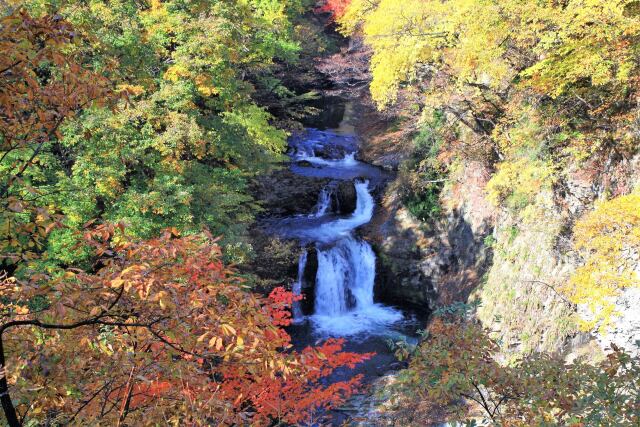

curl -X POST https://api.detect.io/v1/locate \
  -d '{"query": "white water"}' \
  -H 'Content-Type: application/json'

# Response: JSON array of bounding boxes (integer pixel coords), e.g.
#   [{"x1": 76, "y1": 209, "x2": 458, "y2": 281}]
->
[
  {"x1": 305, "y1": 181, "x2": 402, "y2": 336},
  {"x1": 297, "y1": 153, "x2": 359, "y2": 169},
  {"x1": 283, "y1": 129, "x2": 403, "y2": 337},
  {"x1": 308, "y1": 180, "x2": 374, "y2": 244},
  {"x1": 292, "y1": 251, "x2": 307, "y2": 323},
  {"x1": 311, "y1": 186, "x2": 333, "y2": 218},
  {"x1": 314, "y1": 236, "x2": 376, "y2": 314}
]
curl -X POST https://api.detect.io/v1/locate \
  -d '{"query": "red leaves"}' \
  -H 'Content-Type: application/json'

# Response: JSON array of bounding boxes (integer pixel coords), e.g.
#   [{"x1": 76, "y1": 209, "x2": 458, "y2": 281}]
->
[
  {"x1": 1, "y1": 225, "x2": 372, "y2": 425},
  {"x1": 267, "y1": 287, "x2": 302, "y2": 326},
  {"x1": 315, "y1": 0, "x2": 351, "y2": 20}
]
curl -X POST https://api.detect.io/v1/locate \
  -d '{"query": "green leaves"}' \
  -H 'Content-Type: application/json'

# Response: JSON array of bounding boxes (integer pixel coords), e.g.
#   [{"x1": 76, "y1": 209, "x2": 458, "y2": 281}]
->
[{"x1": 5, "y1": 0, "x2": 309, "y2": 259}]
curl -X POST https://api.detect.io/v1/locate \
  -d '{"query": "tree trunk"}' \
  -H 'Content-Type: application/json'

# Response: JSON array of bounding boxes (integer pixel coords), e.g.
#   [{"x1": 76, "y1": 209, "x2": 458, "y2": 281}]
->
[{"x1": 0, "y1": 336, "x2": 20, "y2": 427}]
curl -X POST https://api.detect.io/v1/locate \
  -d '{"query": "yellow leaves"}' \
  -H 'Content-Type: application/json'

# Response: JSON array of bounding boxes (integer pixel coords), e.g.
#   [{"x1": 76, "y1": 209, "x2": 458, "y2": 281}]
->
[
  {"x1": 516, "y1": 0, "x2": 640, "y2": 96},
  {"x1": 566, "y1": 190, "x2": 640, "y2": 332},
  {"x1": 341, "y1": 0, "x2": 513, "y2": 109},
  {"x1": 343, "y1": 0, "x2": 640, "y2": 109},
  {"x1": 14, "y1": 306, "x2": 30, "y2": 315},
  {"x1": 150, "y1": 0, "x2": 164, "y2": 11},
  {"x1": 220, "y1": 324, "x2": 236, "y2": 336},
  {"x1": 194, "y1": 74, "x2": 219, "y2": 97},
  {"x1": 163, "y1": 65, "x2": 191, "y2": 82},
  {"x1": 89, "y1": 306, "x2": 102, "y2": 317},
  {"x1": 486, "y1": 158, "x2": 557, "y2": 211},
  {"x1": 116, "y1": 84, "x2": 146, "y2": 97},
  {"x1": 110, "y1": 278, "x2": 125, "y2": 289},
  {"x1": 209, "y1": 336, "x2": 224, "y2": 351}
]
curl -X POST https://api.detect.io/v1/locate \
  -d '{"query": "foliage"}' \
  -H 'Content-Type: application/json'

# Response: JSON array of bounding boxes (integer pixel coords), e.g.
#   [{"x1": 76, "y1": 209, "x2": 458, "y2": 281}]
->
[
  {"x1": 0, "y1": 11, "x2": 112, "y2": 270},
  {"x1": 0, "y1": 7, "x2": 373, "y2": 427},
  {"x1": 316, "y1": 0, "x2": 351, "y2": 20},
  {"x1": 338, "y1": 0, "x2": 640, "y2": 357},
  {"x1": 401, "y1": 111, "x2": 446, "y2": 222},
  {"x1": 1, "y1": 0, "x2": 314, "y2": 268},
  {"x1": 392, "y1": 314, "x2": 640, "y2": 426},
  {"x1": 338, "y1": 0, "x2": 640, "y2": 193},
  {"x1": 340, "y1": 0, "x2": 640, "y2": 107},
  {"x1": 404, "y1": 188, "x2": 442, "y2": 222},
  {"x1": 566, "y1": 190, "x2": 640, "y2": 332},
  {"x1": 0, "y1": 224, "x2": 371, "y2": 425},
  {"x1": 486, "y1": 159, "x2": 557, "y2": 212}
]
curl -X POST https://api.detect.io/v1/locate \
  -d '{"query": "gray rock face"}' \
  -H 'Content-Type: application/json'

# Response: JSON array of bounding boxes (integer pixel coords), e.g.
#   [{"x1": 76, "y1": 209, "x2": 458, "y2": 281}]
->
[
  {"x1": 335, "y1": 181, "x2": 357, "y2": 214},
  {"x1": 368, "y1": 192, "x2": 493, "y2": 309},
  {"x1": 598, "y1": 287, "x2": 640, "y2": 356},
  {"x1": 585, "y1": 255, "x2": 640, "y2": 356}
]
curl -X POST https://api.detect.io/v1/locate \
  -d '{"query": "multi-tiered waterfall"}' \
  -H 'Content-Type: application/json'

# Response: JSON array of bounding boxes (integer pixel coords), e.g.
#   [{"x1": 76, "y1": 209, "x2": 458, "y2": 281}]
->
[{"x1": 269, "y1": 129, "x2": 402, "y2": 336}]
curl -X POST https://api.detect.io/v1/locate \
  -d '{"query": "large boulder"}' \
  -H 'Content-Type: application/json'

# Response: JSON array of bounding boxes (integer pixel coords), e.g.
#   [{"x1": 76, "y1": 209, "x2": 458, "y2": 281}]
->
[
  {"x1": 251, "y1": 167, "x2": 330, "y2": 217},
  {"x1": 334, "y1": 181, "x2": 357, "y2": 214}
]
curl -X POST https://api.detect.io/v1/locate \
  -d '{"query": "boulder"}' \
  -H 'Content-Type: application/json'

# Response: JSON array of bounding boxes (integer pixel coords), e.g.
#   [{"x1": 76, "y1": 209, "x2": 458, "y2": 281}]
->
[
  {"x1": 251, "y1": 168, "x2": 330, "y2": 217},
  {"x1": 334, "y1": 181, "x2": 357, "y2": 214}
]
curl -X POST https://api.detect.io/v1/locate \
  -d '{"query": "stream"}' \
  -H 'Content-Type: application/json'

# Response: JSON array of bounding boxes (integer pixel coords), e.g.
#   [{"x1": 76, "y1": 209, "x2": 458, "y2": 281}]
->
[{"x1": 265, "y1": 111, "x2": 425, "y2": 425}]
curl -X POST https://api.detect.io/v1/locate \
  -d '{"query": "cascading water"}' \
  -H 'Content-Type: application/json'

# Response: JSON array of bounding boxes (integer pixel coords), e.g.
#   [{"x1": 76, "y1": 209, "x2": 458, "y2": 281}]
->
[
  {"x1": 312, "y1": 186, "x2": 333, "y2": 218},
  {"x1": 292, "y1": 250, "x2": 307, "y2": 323},
  {"x1": 296, "y1": 180, "x2": 401, "y2": 335},
  {"x1": 268, "y1": 128, "x2": 403, "y2": 337},
  {"x1": 314, "y1": 237, "x2": 375, "y2": 315},
  {"x1": 263, "y1": 115, "x2": 425, "y2": 425}
]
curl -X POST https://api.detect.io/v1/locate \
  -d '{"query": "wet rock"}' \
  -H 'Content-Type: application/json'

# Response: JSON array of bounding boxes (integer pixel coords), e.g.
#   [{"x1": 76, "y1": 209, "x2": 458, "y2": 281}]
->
[
  {"x1": 313, "y1": 143, "x2": 352, "y2": 160},
  {"x1": 251, "y1": 168, "x2": 330, "y2": 217},
  {"x1": 301, "y1": 95, "x2": 347, "y2": 130},
  {"x1": 334, "y1": 181, "x2": 357, "y2": 214},
  {"x1": 367, "y1": 189, "x2": 492, "y2": 309},
  {"x1": 243, "y1": 229, "x2": 302, "y2": 286},
  {"x1": 300, "y1": 246, "x2": 318, "y2": 315}
]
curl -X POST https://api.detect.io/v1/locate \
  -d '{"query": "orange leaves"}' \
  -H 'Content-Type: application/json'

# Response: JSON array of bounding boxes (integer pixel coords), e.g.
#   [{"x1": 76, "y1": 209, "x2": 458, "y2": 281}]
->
[
  {"x1": 395, "y1": 314, "x2": 640, "y2": 425},
  {"x1": 1, "y1": 225, "x2": 372, "y2": 425},
  {"x1": 0, "y1": 11, "x2": 111, "y2": 145}
]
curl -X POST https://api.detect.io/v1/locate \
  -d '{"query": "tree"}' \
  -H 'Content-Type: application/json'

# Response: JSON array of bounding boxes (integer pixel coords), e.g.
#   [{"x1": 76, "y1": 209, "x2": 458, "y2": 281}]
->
[
  {"x1": 0, "y1": 9, "x2": 372, "y2": 426},
  {"x1": 0, "y1": 11, "x2": 111, "y2": 270},
  {"x1": 566, "y1": 191, "x2": 640, "y2": 332},
  {"x1": 0, "y1": 224, "x2": 371, "y2": 425},
  {"x1": 5, "y1": 0, "x2": 314, "y2": 261},
  {"x1": 316, "y1": 0, "x2": 352, "y2": 20},
  {"x1": 391, "y1": 311, "x2": 640, "y2": 426}
]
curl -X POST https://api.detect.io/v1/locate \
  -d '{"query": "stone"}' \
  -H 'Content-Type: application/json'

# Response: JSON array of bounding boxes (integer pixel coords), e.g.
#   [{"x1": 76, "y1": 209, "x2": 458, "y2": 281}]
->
[
  {"x1": 335, "y1": 181, "x2": 357, "y2": 214},
  {"x1": 251, "y1": 168, "x2": 330, "y2": 217}
]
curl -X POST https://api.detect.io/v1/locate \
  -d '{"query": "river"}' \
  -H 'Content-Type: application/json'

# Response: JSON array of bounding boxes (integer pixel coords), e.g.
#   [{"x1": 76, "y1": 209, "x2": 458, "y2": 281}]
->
[{"x1": 264, "y1": 111, "x2": 425, "y2": 425}]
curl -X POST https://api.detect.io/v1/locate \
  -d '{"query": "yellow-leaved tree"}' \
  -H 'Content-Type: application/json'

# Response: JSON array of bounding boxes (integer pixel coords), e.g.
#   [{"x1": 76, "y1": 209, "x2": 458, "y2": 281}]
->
[
  {"x1": 567, "y1": 190, "x2": 640, "y2": 332},
  {"x1": 339, "y1": 0, "x2": 640, "y2": 109}
]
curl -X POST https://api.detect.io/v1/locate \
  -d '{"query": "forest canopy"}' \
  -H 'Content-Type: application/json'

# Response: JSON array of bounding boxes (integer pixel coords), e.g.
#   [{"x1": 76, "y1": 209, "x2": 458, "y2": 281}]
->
[{"x1": 0, "y1": 2, "x2": 369, "y2": 425}]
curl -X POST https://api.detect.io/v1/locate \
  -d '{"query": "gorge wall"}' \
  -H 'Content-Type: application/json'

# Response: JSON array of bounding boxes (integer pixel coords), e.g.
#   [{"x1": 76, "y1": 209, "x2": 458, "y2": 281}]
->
[{"x1": 318, "y1": 35, "x2": 640, "y2": 359}]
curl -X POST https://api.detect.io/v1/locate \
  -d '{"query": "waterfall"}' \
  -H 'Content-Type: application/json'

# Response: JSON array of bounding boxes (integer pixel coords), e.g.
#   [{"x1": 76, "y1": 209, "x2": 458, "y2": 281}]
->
[
  {"x1": 314, "y1": 237, "x2": 376, "y2": 316},
  {"x1": 275, "y1": 129, "x2": 402, "y2": 336},
  {"x1": 312, "y1": 186, "x2": 333, "y2": 218},
  {"x1": 292, "y1": 250, "x2": 308, "y2": 323},
  {"x1": 314, "y1": 180, "x2": 373, "y2": 241},
  {"x1": 310, "y1": 181, "x2": 402, "y2": 335}
]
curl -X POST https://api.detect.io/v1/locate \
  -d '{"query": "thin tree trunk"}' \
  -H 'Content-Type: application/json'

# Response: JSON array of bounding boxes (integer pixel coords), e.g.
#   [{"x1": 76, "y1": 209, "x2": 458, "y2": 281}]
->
[{"x1": 0, "y1": 336, "x2": 20, "y2": 427}]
